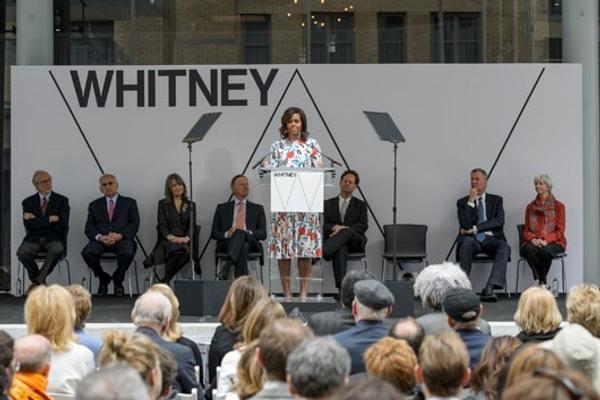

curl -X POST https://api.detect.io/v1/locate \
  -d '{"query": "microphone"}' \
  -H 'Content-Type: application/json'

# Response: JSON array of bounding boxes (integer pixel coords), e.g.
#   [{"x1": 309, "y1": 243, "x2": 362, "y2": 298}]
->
[{"x1": 318, "y1": 150, "x2": 343, "y2": 167}]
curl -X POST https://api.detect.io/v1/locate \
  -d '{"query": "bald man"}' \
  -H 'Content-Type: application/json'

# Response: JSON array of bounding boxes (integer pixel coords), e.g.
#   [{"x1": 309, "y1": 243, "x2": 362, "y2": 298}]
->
[{"x1": 9, "y1": 335, "x2": 52, "y2": 400}]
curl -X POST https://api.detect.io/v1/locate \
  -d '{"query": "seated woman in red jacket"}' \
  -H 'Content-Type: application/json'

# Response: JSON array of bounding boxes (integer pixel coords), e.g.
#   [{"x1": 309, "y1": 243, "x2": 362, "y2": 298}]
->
[{"x1": 521, "y1": 174, "x2": 566, "y2": 285}]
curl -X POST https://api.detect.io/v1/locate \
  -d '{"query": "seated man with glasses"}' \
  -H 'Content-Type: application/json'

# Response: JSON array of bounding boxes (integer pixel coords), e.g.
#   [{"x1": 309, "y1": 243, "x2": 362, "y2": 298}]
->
[
  {"x1": 81, "y1": 174, "x2": 140, "y2": 296},
  {"x1": 17, "y1": 170, "x2": 70, "y2": 294}
]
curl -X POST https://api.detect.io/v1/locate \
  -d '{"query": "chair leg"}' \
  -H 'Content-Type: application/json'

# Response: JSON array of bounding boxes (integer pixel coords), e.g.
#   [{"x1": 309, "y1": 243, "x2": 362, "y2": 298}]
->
[
  {"x1": 134, "y1": 261, "x2": 140, "y2": 294},
  {"x1": 561, "y1": 257, "x2": 566, "y2": 293},
  {"x1": 515, "y1": 259, "x2": 522, "y2": 295},
  {"x1": 16, "y1": 262, "x2": 24, "y2": 297},
  {"x1": 381, "y1": 259, "x2": 386, "y2": 281},
  {"x1": 65, "y1": 259, "x2": 72, "y2": 285}
]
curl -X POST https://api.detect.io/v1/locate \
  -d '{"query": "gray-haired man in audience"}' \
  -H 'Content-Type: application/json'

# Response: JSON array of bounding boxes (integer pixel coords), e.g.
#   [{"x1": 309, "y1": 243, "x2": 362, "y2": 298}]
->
[
  {"x1": 286, "y1": 337, "x2": 351, "y2": 400},
  {"x1": 76, "y1": 363, "x2": 151, "y2": 400},
  {"x1": 10, "y1": 335, "x2": 52, "y2": 399}
]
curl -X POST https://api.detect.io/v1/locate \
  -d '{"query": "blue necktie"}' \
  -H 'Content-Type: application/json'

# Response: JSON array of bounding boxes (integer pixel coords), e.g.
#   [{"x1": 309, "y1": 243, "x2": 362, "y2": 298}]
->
[{"x1": 476, "y1": 197, "x2": 486, "y2": 242}]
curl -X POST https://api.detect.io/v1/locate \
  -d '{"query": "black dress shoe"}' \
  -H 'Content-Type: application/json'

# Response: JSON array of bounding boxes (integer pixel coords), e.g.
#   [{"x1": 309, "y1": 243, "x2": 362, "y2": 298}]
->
[
  {"x1": 480, "y1": 285, "x2": 498, "y2": 302},
  {"x1": 216, "y1": 272, "x2": 229, "y2": 281},
  {"x1": 114, "y1": 284, "x2": 125, "y2": 296},
  {"x1": 97, "y1": 283, "x2": 109, "y2": 296}
]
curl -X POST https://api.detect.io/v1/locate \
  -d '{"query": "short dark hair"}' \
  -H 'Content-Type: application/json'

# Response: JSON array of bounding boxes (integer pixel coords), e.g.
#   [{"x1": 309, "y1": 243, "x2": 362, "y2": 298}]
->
[
  {"x1": 230, "y1": 174, "x2": 247, "y2": 188},
  {"x1": 336, "y1": 377, "x2": 405, "y2": 400},
  {"x1": 279, "y1": 106, "x2": 308, "y2": 140},
  {"x1": 470, "y1": 168, "x2": 488, "y2": 178},
  {"x1": 341, "y1": 170, "x2": 360, "y2": 185},
  {"x1": 340, "y1": 269, "x2": 376, "y2": 308},
  {"x1": 388, "y1": 317, "x2": 425, "y2": 355}
]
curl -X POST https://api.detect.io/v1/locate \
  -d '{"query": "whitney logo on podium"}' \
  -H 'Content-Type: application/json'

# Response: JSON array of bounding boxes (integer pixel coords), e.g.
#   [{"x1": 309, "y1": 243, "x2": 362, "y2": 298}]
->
[{"x1": 271, "y1": 170, "x2": 324, "y2": 213}]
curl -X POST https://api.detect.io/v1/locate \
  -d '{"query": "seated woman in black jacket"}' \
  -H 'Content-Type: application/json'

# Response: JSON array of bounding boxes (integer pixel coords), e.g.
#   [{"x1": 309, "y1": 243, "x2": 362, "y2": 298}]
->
[{"x1": 145, "y1": 173, "x2": 196, "y2": 283}]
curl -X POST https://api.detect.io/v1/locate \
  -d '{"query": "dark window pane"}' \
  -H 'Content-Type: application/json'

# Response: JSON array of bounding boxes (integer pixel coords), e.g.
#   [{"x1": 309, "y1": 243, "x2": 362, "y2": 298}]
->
[
  {"x1": 378, "y1": 13, "x2": 405, "y2": 63},
  {"x1": 431, "y1": 13, "x2": 481, "y2": 63},
  {"x1": 241, "y1": 15, "x2": 270, "y2": 64},
  {"x1": 310, "y1": 13, "x2": 354, "y2": 63}
]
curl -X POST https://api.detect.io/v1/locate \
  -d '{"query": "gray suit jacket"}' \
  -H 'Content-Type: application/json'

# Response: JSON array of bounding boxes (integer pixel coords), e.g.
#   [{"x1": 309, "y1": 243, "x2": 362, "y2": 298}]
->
[{"x1": 249, "y1": 380, "x2": 292, "y2": 400}]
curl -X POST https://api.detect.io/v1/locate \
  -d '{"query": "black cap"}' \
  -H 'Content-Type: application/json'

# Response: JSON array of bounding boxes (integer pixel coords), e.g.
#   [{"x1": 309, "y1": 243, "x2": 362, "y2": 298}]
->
[
  {"x1": 354, "y1": 280, "x2": 395, "y2": 310},
  {"x1": 442, "y1": 288, "x2": 481, "y2": 322}
]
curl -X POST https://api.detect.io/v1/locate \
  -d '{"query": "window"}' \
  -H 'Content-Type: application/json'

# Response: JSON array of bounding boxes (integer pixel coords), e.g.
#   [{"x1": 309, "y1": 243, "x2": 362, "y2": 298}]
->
[
  {"x1": 70, "y1": 22, "x2": 117, "y2": 65},
  {"x1": 431, "y1": 13, "x2": 481, "y2": 63},
  {"x1": 310, "y1": 13, "x2": 354, "y2": 63},
  {"x1": 548, "y1": 38, "x2": 562, "y2": 62},
  {"x1": 241, "y1": 14, "x2": 271, "y2": 64},
  {"x1": 549, "y1": 0, "x2": 562, "y2": 17},
  {"x1": 378, "y1": 13, "x2": 406, "y2": 63}
]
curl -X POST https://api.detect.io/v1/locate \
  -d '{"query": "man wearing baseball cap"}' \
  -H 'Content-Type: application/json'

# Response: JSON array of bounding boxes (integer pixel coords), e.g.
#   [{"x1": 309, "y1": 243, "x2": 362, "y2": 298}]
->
[
  {"x1": 334, "y1": 279, "x2": 395, "y2": 374},
  {"x1": 442, "y1": 287, "x2": 491, "y2": 369}
]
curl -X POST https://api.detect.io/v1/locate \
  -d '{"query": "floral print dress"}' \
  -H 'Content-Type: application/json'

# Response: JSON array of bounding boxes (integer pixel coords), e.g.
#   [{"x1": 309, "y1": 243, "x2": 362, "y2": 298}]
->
[{"x1": 269, "y1": 137, "x2": 323, "y2": 259}]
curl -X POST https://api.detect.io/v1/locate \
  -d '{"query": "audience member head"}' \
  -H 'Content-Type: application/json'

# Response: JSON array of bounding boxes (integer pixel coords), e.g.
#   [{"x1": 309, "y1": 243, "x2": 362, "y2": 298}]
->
[
  {"x1": 231, "y1": 175, "x2": 250, "y2": 199},
  {"x1": 567, "y1": 284, "x2": 600, "y2": 338},
  {"x1": 501, "y1": 369, "x2": 600, "y2": 400},
  {"x1": 24, "y1": 284, "x2": 77, "y2": 352},
  {"x1": 131, "y1": 291, "x2": 172, "y2": 335},
  {"x1": 235, "y1": 341, "x2": 263, "y2": 399},
  {"x1": 414, "y1": 262, "x2": 472, "y2": 310},
  {"x1": 286, "y1": 337, "x2": 351, "y2": 399},
  {"x1": 218, "y1": 276, "x2": 268, "y2": 334},
  {"x1": 76, "y1": 363, "x2": 151, "y2": 400},
  {"x1": 504, "y1": 344, "x2": 565, "y2": 391},
  {"x1": 99, "y1": 331, "x2": 162, "y2": 400},
  {"x1": 258, "y1": 318, "x2": 314, "y2": 382},
  {"x1": 442, "y1": 287, "x2": 483, "y2": 331},
  {"x1": 470, "y1": 336, "x2": 522, "y2": 400},
  {"x1": 13, "y1": 334, "x2": 51, "y2": 376},
  {"x1": 147, "y1": 284, "x2": 183, "y2": 341},
  {"x1": 279, "y1": 106, "x2": 308, "y2": 140},
  {"x1": 239, "y1": 298, "x2": 286, "y2": 347},
  {"x1": 388, "y1": 317, "x2": 425, "y2": 355},
  {"x1": 539, "y1": 323, "x2": 600, "y2": 392},
  {"x1": 335, "y1": 377, "x2": 405, "y2": 400},
  {"x1": 99, "y1": 174, "x2": 118, "y2": 197},
  {"x1": 364, "y1": 337, "x2": 417, "y2": 393},
  {"x1": 163, "y1": 173, "x2": 188, "y2": 202},
  {"x1": 0, "y1": 330, "x2": 14, "y2": 394},
  {"x1": 513, "y1": 286, "x2": 562, "y2": 335},
  {"x1": 154, "y1": 346, "x2": 177, "y2": 399},
  {"x1": 416, "y1": 331, "x2": 470, "y2": 398},
  {"x1": 339, "y1": 270, "x2": 376, "y2": 309},
  {"x1": 352, "y1": 279, "x2": 394, "y2": 322},
  {"x1": 31, "y1": 170, "x2": 52, "y2": 195},
  {"x1": 66, "y1": 284, "x2": 93, "y2": 330}
]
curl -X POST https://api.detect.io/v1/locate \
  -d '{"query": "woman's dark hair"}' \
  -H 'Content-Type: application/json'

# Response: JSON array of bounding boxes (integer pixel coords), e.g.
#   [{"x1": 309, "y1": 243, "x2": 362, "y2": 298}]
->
[
  {"x1": 164, "y1": 173, "x2": 188, "y2": 202},
  {"x1": 279, "y1": 106, "x2": 308, "y2": 140}
]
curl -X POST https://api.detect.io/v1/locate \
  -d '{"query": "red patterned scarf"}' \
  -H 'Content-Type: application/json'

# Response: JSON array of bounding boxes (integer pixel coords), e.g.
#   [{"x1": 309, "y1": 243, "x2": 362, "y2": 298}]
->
[{"x1": 528, "y1": 194, "x2": 557, "y2": 234}]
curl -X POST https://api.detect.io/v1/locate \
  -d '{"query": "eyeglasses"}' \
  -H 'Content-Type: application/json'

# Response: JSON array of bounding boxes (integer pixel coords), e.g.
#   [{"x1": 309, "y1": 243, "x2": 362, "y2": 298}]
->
[
  {"x1": 101, "y1": 181, "x2": 116, "y2": 187},
  {"x1": 35, "y1": 178, "x2": 52, "y2": 185},
  {"x1": 533, "y1": 367, "x2": 583, "y2": 400}
]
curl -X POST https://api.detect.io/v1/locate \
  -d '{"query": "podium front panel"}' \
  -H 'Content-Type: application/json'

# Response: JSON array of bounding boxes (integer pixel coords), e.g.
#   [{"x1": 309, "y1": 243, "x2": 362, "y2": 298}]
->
[{"x1": 270, "y1": 170, "x2": 324, "y2": 213}]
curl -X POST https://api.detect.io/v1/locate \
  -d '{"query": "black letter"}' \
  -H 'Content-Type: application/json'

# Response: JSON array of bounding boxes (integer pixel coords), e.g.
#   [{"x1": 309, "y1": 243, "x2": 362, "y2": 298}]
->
[
  {"x1": 221, "y1": 69, "x2": 247, "y2": 106},
  {"x1": 148, "y1": 70, "x2": 156, "y2": 107},
  {"x1": 157, "y1": 69, "x2": 187, "y2": 107},
  {"x1": 189, "y1": 69, "x2": 218, "y2": 106},
  {"x1": 250, "y1": 69, "x2": 278, "y2": 106},
  {"x1": 70, "y1": 70, "x2": 114, "y2": 107},
  {"x1": 116, "y1": 70, "x2": 145, "y2": 107}
]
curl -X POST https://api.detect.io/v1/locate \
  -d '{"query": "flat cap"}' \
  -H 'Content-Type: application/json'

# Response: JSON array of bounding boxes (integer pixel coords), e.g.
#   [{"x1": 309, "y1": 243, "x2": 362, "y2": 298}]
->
[
  {"x1": 354, "y1": 279, "x2": 395, "y2": 310},
  {"x1": 442, "y1": 288, "x2": 481, "y2": 322}
]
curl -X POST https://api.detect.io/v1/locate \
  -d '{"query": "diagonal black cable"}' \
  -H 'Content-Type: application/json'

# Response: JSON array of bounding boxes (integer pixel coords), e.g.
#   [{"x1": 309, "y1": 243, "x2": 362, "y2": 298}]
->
[
  {"x1": 295, "y1": 71, "x2": 385, "y2": 236},
  {"x1": 48, "y1": 70, "x2": 149, "y2": 258},
  {"x1": 197, "y1": 69, "x2": 301, "y2": 262},
  {"x1": 444, "y1": 67, "x2": 546, "y2": 261}
]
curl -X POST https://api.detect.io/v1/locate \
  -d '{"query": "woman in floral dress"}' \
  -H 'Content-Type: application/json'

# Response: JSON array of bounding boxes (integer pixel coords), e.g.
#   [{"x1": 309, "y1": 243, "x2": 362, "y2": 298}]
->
[{"x1": 269, "y1": 106, "x2": 323, "y2": 299}]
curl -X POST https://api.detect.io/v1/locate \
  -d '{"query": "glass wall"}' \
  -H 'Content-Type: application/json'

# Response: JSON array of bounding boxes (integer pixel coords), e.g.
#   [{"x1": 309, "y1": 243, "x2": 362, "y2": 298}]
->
[{"x1": 0, "y1": 0, "x2": 583, "y2": 290}]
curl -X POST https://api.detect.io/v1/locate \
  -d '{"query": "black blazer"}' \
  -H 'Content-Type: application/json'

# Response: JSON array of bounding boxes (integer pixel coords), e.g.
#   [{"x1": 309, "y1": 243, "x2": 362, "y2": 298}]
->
[
  {"x1": 157, "y1": 199, "x2": 196, "y2": 239},
  {"x1": 457, "y1": 193, "x2": 506, "y2": 241},
  {"x1": 84, "y1": 195, "x2": 140, "y2": 241},
  {"x1": 323, "y1": 196, "x2": 368, "y2": 240},
  {"x1": 22, "y1": 192, "x2": 69, "y2": 242},
  {"x1": 210, "y1": 200, "x2": 267, "y2": 242}
]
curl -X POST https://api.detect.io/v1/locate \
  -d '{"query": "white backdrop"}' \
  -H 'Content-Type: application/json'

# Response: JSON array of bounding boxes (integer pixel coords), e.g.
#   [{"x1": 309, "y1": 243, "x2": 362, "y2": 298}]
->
[{"x1": 11, "y1": 64, "x2": 583, "y2": 296}]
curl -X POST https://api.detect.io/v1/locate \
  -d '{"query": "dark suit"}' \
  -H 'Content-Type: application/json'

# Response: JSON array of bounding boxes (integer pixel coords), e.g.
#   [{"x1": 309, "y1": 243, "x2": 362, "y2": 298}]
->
[
  {"x1": 211, "y1": 199, "x2": 266, "y2": 277},
  {"x1": 81, "y1": 195, "x2": 140, "y2": 285},
  {"x1": 456, "y1": 193, "x2": 510, "y2": 288},
  {"x1": 135, "y1": 326, "x2": 201, "y2": 395},
  {"x1": 146, "y1": 199, "x2": 197, "y2": 282},
  {"x1": 323, "y1": 196, "x2": 368, "y2": 288},
  {"x1": 334, "y1": 320, "x2": 389, "y2": 375},
  {"x1": 308, "y1": 308, "x2": 355, "y2": 336},
  {"x1": 17, "y1": 192, "x2": 69, "y2": 284}
]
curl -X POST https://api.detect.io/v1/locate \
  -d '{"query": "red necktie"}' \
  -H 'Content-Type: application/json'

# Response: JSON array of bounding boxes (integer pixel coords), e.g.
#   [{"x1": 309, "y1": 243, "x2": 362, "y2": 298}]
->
[
  {"x1": 41, "y1": 196, "x2": 48, "y2": 215},
  {"x1": 108, "y1": 199, "x2": 115, "y2": 221}
]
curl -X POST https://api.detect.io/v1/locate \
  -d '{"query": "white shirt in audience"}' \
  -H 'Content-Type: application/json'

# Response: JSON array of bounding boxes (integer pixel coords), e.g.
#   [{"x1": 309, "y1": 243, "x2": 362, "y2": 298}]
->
[
  {"x1": 217, "y1": 348, "x2": 243, "y2": 400},
  {"x1": 47, "y1": 342, "x2": 95, "y2": 395}
]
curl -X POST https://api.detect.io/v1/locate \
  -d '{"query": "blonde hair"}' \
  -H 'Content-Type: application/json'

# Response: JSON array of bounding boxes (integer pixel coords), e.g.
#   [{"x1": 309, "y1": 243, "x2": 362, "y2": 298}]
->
[
  {"x1": 99, "y1": 330, "x2": 160, "y2": 386},
  {"x1": 364, "y1": 337, "x2": 417, "y2": 392},
  {"x1": 66, "y1": 284, "x2": 92, "y2": 329},
  {"x1": 24, "y1": 285, "x2": 77, "y2": 352},
  {"x1": 513, "y1": 286, "x2": 562, "y2": 334},
  {"x1": 239, "y1": 298, "x2": 286, "y2": 348},
  {"x1": 234, "y1": 340, "x2": 264, "y2": 400},
  {"x1": 148, "y1": 284, "x2": 183, "y2": 341},
  {"x1": 567, "y1": 284, "x2": 600, "y2": 338},
  {"x1": 504, "y1": 345, "x2": 565, "y2": 390},
  {"x1": 219, "y1": 276, "x2": 268, "y2": 333},
  {"x1": 418, "y1": 331, "x2": 469, "y2": 398}
]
